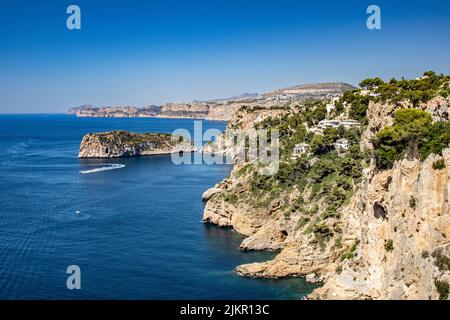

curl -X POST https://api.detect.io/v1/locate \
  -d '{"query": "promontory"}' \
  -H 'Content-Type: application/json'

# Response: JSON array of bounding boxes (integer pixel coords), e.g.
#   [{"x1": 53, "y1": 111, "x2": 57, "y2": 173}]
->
[{"x1": 78, "y1": 130, "x2": 194, "y2": 158}]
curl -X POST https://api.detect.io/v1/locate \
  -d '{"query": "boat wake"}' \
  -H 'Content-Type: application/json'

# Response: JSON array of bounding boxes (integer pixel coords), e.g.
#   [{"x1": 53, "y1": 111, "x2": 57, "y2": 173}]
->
[{"x1": 79, "y1": 164, "x2": 126, "y2": 174}]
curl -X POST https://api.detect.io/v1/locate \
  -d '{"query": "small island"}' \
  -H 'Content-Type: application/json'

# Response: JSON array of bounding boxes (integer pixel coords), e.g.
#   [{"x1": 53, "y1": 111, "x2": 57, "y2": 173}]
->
[{"x1": 78, "y1": 130, "x2": 195, "y2": 158}]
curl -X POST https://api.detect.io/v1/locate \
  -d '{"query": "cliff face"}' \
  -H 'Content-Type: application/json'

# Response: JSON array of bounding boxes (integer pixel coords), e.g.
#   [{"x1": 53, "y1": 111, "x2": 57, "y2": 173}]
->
[
  {"x1": 78, "y1": 130, "x2": 194, "y2": 158},
  {"x1": 68, "y1": 82, "x2": 355, "y2": 121},
  {"x1": 201, "y1": 91, "x2": 450, "y2": 299},
  {"x1": 310, "y1": 149, "x2": 449, "y2": 299}
]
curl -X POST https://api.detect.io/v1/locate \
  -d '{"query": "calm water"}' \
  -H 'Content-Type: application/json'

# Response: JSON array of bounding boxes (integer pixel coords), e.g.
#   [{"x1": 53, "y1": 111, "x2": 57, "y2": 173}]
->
[{"x1": 0, "y1": 115, "x2": 316, "y2": 299}]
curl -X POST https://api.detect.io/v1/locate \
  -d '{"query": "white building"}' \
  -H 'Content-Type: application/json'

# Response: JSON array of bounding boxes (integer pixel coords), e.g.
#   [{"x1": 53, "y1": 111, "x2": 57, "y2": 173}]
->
[
  {"x1": 292, "y1": 143, "x2": 310, "y2": 159},
  {"x1": 317, "y1": 119, "x2": 340, "y2": 129},
  {"x1": 326, "y1": 103, "x2": 335, "y2": 114},
  {"x1": 339, "y1": 119, "x2": 361, "y2": 129},
  {"x1": 334, "y1": 138, "x2": 349, "y2": 154}
]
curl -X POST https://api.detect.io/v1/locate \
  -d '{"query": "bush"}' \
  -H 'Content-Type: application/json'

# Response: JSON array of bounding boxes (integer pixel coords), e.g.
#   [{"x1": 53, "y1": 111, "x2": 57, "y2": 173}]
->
[
  {"x1": 335, "y1": 265, "x2": 343, "y2": 274},
  {"x1": 374, "y1": 109, "x2": 450, "y2": 169},
  {"x1": 432, "y1": 159, "x2": 446, "y2": 170},
  {"x1": 359, "y1": 77, "x2": 385, "y2": 89},
  {"x1": 434, "y1": 251, "x2": 450, "y2": 271},
  {"x1": 384, "y1": 239, "x2": 394, "y2": 252},
  {"x1": 435, "y1": 280, "x2": 449, "y2": 300},
  {"x1": 340, "y1": 241, "x2": 359, "y2": 261},
  {"x1": 309, "y1": 159, "x2": 336, "y2": 183},
  {"x1": 409, "y1": 196, "x2": 416, "y2": 209},
  {"x1": 295, "y1": 217, "x2": 309, "y2": 230}
]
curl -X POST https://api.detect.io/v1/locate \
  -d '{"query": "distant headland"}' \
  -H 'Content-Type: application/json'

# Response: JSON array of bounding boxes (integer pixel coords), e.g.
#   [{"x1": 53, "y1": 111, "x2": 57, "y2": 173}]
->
[{"x1": 68, "y1": 82, "x2": 355, "y2": 121}]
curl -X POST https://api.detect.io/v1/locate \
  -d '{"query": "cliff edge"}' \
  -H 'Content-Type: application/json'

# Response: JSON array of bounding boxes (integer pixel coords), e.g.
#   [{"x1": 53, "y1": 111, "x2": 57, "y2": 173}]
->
[{"x1": 202, "y1": 72, "x2": 450, "y2": 300}]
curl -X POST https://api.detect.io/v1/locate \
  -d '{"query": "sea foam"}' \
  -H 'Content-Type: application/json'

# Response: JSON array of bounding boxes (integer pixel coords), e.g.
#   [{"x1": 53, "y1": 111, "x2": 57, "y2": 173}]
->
[{"x1": 79, "y1": 163, "x2": 125, "y2": 174}]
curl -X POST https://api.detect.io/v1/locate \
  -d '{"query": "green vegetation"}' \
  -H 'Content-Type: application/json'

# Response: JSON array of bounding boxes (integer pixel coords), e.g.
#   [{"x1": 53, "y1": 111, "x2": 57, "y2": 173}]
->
[
  {"x1": 216, "y1": 72, "x2": 449, "y2": 256},
  {"x1": 97, "y1": 130, "x2": 178, "y2": 149},
  {"x1": 363, "y1": 71, "x2": 450, "y2": 106},
  {"x1": 359, "y1": 77, "x2": 385, "y2": 89},
  {"x1": 409, "y1": 196, "x2": 416, "y2": 209},
  {"x1": 421, "y1": 250, "x2": 429, "y2": 259},
  {"x1": 340, "y1": 240, "x2": 359, "y2": 261},
  {"x1": 432, "y1": 158, "x2": 446, "y2": 170},
  {"x1": 384, "y1": 239, "x2": 394, "y2": 252},
  {"x1": 230, "y1": 99, "x2": 370, "y2": 251},
  {"x1": 373, "y1": 109, "x2": 450, "y2": 169},
  {"x1": 224, "y1": 193, "x2": 238, "y2": 205},
  {"x1": 340, "y1": 90, "x2": 371, "y2": 124},
  {"x1": 435, "y1": 280, "x2": 449, "y2": 300},
  {"x1": 433, "y1": 250, "x2": 450, "y2": 271}
]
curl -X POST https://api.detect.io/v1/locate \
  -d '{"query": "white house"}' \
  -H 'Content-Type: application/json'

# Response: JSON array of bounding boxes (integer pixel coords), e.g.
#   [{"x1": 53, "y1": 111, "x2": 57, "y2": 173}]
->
[
  {"x1": 317, "y1": 119, "x2": 340, "y2": 129},
  {"x1": 326, "y1": 103, "x2": 335, "y2": 114},
  {"x1": 292, "y1": 143, "x2": 310, "y2": 159},
  {"x1": 339, "y1": 119, "x2": 361, "y2": 129},
  {"x1": 333, "y1": 138, "x2": 349, "y2": 153}
]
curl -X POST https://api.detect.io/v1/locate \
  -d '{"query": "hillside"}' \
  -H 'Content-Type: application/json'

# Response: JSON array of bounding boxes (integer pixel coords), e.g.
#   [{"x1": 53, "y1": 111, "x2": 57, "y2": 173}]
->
[{"x1": 201, "y1": 71, "x2": 450, "y2": 300}]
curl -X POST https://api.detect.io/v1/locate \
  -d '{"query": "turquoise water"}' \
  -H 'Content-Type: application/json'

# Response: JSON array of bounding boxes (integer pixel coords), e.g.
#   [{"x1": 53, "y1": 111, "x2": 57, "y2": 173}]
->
[{"x1": 0, "y1": 115, "x2": 316, "y2": 299}]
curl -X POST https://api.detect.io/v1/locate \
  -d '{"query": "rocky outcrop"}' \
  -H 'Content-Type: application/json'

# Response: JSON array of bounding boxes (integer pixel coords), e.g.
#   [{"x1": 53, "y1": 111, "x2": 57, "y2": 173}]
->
[
  {"x1": 201, "y1": 90, "x2": 450, "y2": 300},
  {"x1": 310, "y1": 149, "x2": 450, "y2": 300},
  {"x1": 78, "y1": 130, "x2": 194, "y2": 158}
]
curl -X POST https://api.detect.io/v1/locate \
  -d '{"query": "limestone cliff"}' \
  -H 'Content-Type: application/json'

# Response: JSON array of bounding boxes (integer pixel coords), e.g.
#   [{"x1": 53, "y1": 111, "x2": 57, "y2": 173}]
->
[
  {"x1": 68, "y1": 82, "x2": 355, "y2": 121},
  {"x1": 78, "y1": 130, "x2": 194, "y2": 158},
  {"x1": 201, "y1": 74, "x2": 450, "y2": 300},
  {"x1": 310, "y1": 149, "x2": 449, "y2": 299}
]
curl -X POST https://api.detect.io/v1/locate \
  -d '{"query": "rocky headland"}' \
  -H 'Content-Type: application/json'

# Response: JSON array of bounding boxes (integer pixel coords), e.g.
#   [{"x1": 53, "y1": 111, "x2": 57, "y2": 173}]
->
[
  {"x1": 202, "y1": 72, "x2": 450, "y2": 300},
  {"x1": 78, "y1": 130, "x2": 194, "y2": 158},
  {"x1": 68, "y1": 82, "x2": 355, "y2": 121}
]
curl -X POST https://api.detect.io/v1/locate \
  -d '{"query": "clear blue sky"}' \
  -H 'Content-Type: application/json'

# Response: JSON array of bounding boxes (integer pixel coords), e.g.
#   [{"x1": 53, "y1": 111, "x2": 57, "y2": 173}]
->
[{"x1": 1, "y1": 0, "x2": 449, "y2": 113}]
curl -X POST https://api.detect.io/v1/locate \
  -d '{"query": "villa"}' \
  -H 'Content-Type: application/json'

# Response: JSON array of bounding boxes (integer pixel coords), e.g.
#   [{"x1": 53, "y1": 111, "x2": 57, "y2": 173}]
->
[
  {"x1": 291, "y1": 143, "x2": 310, "y2": 159},
  {"x1": 317, "y1": 119, "x2": 340, "y2": 129},
  {"x1": 339, "y1": 119, "x2": 361, "y2": 129},
  {"x1": 333, "y1": 138, "x2": 349, "y2": 151}
]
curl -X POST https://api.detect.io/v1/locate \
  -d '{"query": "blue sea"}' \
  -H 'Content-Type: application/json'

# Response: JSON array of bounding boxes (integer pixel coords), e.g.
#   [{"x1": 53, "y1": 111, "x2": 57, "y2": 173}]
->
[{"x1": 0, "y1": 114, "x2": 316, "y2": 299}]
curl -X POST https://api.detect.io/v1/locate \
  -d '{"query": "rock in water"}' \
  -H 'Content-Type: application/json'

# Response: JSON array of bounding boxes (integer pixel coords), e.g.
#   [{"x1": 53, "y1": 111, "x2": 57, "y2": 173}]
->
[{"x1": 78, "y1": 130, "x2": 195, "y2": 158}]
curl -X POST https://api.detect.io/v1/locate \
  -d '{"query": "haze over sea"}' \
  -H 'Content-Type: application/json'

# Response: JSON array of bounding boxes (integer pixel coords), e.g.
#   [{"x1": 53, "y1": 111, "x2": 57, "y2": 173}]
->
[{"x1": 0, "y1": 114, "x2": 316, "y2": 299}]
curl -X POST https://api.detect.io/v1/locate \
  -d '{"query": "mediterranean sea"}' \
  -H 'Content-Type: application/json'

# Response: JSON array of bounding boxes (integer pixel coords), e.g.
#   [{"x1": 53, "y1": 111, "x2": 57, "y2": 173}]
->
[{"x1": 0, "y1": 114, "x2": 316, "y2": 299}]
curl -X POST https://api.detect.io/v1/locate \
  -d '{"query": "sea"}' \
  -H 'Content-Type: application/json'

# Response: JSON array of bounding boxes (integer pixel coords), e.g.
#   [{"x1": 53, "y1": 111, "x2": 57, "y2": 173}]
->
[{"x1": 0, "y1": 114, "x2": 316, "y2": 299}]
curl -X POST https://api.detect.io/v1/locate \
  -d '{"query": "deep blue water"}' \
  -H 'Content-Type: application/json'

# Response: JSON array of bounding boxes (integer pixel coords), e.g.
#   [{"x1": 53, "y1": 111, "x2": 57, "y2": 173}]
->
[{"x1": 0, "y1": 115, "x2": 316, "y2": 299}]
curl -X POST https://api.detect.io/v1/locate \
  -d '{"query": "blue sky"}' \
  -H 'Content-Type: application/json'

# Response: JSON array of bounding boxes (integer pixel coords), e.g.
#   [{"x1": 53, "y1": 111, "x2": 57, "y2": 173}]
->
[{"x1": 0, "y1": 0, "x2": 449, "y2": 113}]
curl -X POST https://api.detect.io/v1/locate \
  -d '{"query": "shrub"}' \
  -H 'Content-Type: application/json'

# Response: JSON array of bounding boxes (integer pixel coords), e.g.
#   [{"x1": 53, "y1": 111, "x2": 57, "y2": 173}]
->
[
  {"x1": 421, "y1": 250, "x2": 429, "y2": 259},
  {"x1": 409, "y1": 196, "x2": 416, "y2": 209},
  {"x1": 435, "y1": 280, "x2": 449, "y2": 300},
  {"x1": 295, "y1": 217, "x2": 309, "y2": 230},
  {"x1": 374, "y1": 109, "x2": 450, "y2": 169},
  {"x1": 224, "y1": 193, "x2": 238, "y2": 205},
  {"x1": 340, "y1": 240, "x2": 359, "y2": 261},
  {"x1": 309, "y1": 159, "x2": 336, "y2": 182},
  {"x1": 384, "y1": 239, "x2": 394, "y2": 252},
  {"x1": 433, "y1": 251, "x2": 450, "y2": 271},
  {"x1": 335, "y1": 265, "x2": 343, "y2": 274},
  {"x1": 432, "y1": 159, "x2": 446, "y2": 170}
]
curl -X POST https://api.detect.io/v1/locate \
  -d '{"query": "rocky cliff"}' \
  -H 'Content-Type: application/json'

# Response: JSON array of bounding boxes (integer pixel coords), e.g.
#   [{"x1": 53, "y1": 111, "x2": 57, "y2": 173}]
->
[
  {"x1": 78, "y1": 130, "x2": 194, "y2": 158},
  {"x1": 201, "y1": 73, "x2": 450, "y2": 300},
  {"x1": 68, "y1": 82, "x2": 355, "y2": 121}
]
